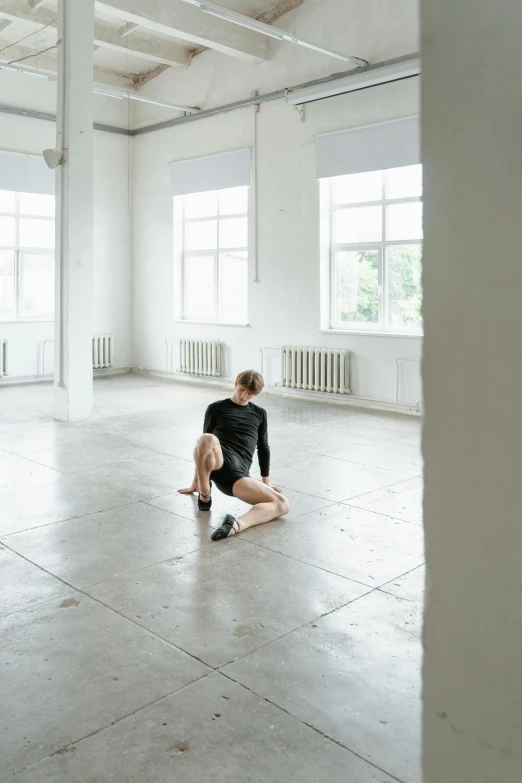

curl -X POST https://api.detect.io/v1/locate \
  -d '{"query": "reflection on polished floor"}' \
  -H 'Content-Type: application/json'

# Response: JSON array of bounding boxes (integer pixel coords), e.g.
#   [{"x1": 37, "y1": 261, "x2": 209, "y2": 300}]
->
[{"x1": 0, "y1": 375, "x2": 424, "y2": 783}]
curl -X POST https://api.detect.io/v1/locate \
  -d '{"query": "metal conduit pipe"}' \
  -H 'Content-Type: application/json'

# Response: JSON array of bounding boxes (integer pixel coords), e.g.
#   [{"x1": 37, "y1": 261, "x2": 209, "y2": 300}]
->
[{"x1": 0, "y1": 53, "x2": 419, "y2": 138}]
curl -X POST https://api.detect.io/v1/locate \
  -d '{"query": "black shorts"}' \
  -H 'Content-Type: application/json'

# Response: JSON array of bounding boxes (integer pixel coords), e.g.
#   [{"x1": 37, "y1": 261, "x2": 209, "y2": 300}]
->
[{"x1": 210, "y1": 446, "x2": 250, "y2": 497}]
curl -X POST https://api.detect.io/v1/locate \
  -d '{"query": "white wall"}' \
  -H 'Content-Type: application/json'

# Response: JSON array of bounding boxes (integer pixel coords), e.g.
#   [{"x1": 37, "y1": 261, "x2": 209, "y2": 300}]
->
[
  {"x1": 0, "y1": 72, "x2": 132, "y2": 378},
  {"x1": 131, "y1": 0, "x2": 421, "y2": 403},
  {"x1": 422, "y1": 0, "x2": 522, "y2": 780}
]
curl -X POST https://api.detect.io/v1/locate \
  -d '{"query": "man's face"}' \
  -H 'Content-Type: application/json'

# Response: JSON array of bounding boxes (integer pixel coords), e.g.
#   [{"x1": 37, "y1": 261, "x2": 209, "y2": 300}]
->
[{"x1": 233, "y1": 384, "x2": 256, "y2": 405}]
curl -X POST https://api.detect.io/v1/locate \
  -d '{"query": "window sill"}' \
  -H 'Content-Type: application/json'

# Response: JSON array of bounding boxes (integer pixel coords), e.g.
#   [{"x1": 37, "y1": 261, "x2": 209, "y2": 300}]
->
[
  {"x1": 0, "y1": 318, "x2": 54, "y2": 324},
  {"x1": 173, "y1": 320, "x2": 250, "y2": 328},
  {"x1": 320, "y1": 328, "x2": 423, "y2": 338}
]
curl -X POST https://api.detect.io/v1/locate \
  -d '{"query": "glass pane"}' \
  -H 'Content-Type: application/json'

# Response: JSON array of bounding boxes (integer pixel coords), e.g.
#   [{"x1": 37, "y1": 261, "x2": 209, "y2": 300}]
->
[
  {"x1": 386, "y1": 164, "x2": 422, "y2": 199},
  {"x1": 18, "y1": 193, "x2": 55, "y2": 217},
  {"x1": 387, "y1": 244, "x2": 423, "y2": 331},
  {"x1": 20, "y1": 253, "x2": 55, "y2": 317},
  {"x1": 0, "y1": 250, "x2": 16, "y2": 317},
  {"x1": 220, "y1": 216, "x2": 248, "y2": 249},
  {"x1": 185, "y1": 219, "x2": 217, "y2": 251},
  {"x1": 0, "y1": 216, "x2": 16, "y2": 246},
  {"x1": 184, "y1": 191, "x2": 217, "y2": 219},
  {"x1": 332, "y1": 171, "x2": 382, "y2": 205},
  {"x1": 334, "y1": 206, "x2": 382, "y2": 244},
  {"x1": 387, "y1": 203, "x2": 423, "y2": 240},
  {"x1": 0, "y1": 190, "x2": 16, "y2": 213},
  {"x1": 336, "y1": 250, "x2": 379, "y2": 324},
  {"x1": 185, "y1": 254, "x2": 215, "y2": 320},
  {"x1": 220, "y1": 251, "x2": 248, "y2": 323},
  {"x1": 219, "y1": 186, "x2": 248, "y2": 215},
  {"x1": 20, "y1": 218, "x2": 55, "y2": 249}
]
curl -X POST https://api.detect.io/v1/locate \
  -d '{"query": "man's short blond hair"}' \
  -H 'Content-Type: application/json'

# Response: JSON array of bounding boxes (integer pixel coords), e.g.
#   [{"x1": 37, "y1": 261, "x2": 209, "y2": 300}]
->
[{"x1": 235, "y1": 370, "x2": 264, "y2": 395}]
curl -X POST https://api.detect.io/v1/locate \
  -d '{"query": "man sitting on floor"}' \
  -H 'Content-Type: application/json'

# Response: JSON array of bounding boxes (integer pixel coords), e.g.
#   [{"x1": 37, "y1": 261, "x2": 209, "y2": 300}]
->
[{"x1": 178, "y1": 370, "x2": 290, "y2": 540}]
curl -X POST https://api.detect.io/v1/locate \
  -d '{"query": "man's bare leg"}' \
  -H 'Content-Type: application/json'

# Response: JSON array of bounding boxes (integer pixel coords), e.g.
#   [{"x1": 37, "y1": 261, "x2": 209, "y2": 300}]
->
[
  {"x1": 212, "y1": 477, "x2": 290, "y2": 539},
  {"x1": 179, "y1": 434, "x2": 223, "y2": 501},
  {"x1": 194, "y1": 434, "x2": 223, "y2": 498}
]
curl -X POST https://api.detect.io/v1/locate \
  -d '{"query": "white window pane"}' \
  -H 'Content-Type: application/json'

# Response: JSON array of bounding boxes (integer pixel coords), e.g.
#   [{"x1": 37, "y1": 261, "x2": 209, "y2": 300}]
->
[
  {"x1": 0, "y1": 216, "x2": 16, "y2": 247},
  {"x1": 387, "y1": 245, "x2": 423, "y2": 331},
  {"x1": 185, "y1": 254, "x2": 215, "y2": 320},
  {"x1": 220, "y1": 216, "x2": 248, "y2": 249},
  {"x1": 387, "y1": 203, "x2": 423, "y2": 241},
  {"x1": 0, "y1": 190, "x2": 16, "y2": 213},
  {"x1": 0, "y1": 250, "x2": 16, "y2": 317},
  {"x1": 19, "y1": 193, "x2": 55, "y2": 217},
  {"x1": 20, "y1": 253, "x2": 55, "y2": 318},
  {"x1": 184, "y1": 191, "x2": 217, "y2": 219},
  {"x1": 386, "y1": 164, "x2": 422, "y2": 199},
  {"x1": 336, "y1": 250, "x2": 379, "y2": 324},
  {"x1": 334, "y1": 206, "x2": 382, "y2": 244},
  {"x1": 332, "y1": 171, "x2": 382, "y2": 205},
  {"x1": 220, "y1": 251, "x2": 248, "y2": 323},
  {"x1": 219, "y1": 186, "x2": 248, "y2": 215},
  {"x1": 185, "y1": 219, "x2": 217, "y2": 251},
  {"x1": 20, "y1": 218, "x2": 55, "y2": 249}
]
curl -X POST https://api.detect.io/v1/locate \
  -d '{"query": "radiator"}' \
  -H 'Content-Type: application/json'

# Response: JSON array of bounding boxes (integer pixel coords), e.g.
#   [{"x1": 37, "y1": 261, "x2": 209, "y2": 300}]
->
[
  {"x1": 179, "y1": 339, "x2": 221, "y2": 377},
  {"x1": 92, "y1": 334, "x2": 114, "y2": 369},
  {"x1": 281, "y1": 345, "x2": 351, "y2": 394},
  {"x1": 0, "y1": 339, "x2": 7, "y2": 377}
]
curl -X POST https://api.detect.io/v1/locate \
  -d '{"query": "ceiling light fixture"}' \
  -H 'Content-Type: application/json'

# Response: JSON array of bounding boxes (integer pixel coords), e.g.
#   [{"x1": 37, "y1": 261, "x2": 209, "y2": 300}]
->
[
  {"x1": 0, "y1": 59, "x2": 199, "y2": 113},
  {"x1": 286, "y1": 56, "x2": 420, "y2": 104},
  {"x1": 181, "y1": 0, "x2": 367, "y2": 65}
]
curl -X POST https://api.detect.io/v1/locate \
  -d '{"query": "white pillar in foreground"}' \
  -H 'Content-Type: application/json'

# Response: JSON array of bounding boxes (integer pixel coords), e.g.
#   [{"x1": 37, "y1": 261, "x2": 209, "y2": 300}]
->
[
  {"x1": 54, "y1": 0, "x2": 94, "y2": 421},
  {"x1": 422, "y1": 0, "x2": 522, "y2": 781}
]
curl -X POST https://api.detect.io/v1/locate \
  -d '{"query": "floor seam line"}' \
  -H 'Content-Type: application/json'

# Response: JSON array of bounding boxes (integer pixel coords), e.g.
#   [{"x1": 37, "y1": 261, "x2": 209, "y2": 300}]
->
[
  {"x1": 0, "y1": 541, "x2": 217, "y2": 673},
  {"x1": 5, "y1": 671, "x2": 213, "y2": 780},
  {"x1": 0, "y1": 501, "x2": 139, "y2": 539},
  {"x1": 238, "y1": 537, "x2": 381, "y2": 589},
  {"x1": 216, "y1": 670, "x2": 407, "y2": 783},
  {"x1": 342, "y1": 502, "x2": 422, "y2": 526},
  {"x1": 215, "y1": 588, "x2": 378, "y2": 671}
]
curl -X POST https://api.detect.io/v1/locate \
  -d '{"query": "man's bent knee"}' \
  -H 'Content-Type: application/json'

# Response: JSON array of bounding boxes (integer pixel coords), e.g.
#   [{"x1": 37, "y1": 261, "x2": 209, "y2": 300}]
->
[
  {"x1": 197, "y1": 433, "x2": 219, "y2": 452},
  {"x1": 275, "y1": 495, "x2": 290, "y2": 517}
]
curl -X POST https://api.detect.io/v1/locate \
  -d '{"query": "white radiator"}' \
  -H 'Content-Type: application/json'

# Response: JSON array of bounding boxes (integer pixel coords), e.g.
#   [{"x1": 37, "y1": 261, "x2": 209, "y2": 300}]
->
[
  {"x1": 179, "y1": 339, "x2": 221, "y2": 377},
  {"x1": 281, "y1": 345, "x2": 351, "y2": 394},
  {"x1": 0, "y1": 339, "x2": 7, "y2": 377},
  {"x1": 92, "y1": 334, "x2": 114, "y2": 369}
]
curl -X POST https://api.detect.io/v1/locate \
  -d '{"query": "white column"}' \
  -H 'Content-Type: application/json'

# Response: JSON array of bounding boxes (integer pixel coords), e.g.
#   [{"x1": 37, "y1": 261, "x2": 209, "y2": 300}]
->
[
  {"x1": 54, "y1": 0, "x2": 94, "y2": 421},
  {"x1": 422, "y1": 1, "x2": 522, "y2": 781}
]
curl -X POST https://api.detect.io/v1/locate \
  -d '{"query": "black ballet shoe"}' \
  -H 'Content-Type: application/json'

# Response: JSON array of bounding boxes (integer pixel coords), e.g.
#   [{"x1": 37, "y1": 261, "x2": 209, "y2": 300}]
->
[
  {"x1": 211, "y1": 514, "x2": 241, "y2": 541},
  {"x1": 198, "y1": 492, "x2": 212, "y2": 511}
]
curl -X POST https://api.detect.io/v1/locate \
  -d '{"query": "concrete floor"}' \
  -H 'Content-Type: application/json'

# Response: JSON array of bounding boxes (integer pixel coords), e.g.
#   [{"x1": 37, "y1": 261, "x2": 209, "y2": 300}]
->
[{"x1": 0, "y1": 375, "x2": 424, "y2": 783}]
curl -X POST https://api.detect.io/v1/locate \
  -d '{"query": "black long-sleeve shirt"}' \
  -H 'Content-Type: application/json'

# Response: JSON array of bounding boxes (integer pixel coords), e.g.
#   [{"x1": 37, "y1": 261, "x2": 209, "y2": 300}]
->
[{"x1": 203, "y1": 398, "x2": 271, "y2": 477}]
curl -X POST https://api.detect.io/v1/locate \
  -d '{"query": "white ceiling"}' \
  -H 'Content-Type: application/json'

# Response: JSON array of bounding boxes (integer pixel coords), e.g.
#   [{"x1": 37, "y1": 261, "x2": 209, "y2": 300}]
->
[{"x1": 0, "y1": 0, "x2": 309, "y2": 87}]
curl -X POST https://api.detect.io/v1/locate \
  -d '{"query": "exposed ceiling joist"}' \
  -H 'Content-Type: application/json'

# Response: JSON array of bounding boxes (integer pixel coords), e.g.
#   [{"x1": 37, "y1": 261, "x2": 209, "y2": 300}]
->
[
  {"x1": 0, "y1": 47, "x2": 134, "y2": 89},
  {"x1": 0, "y1": 0, "x2": 191, "y2": 67},
  {"x1": 94, "y1": 0, "x2": 269, "y2": 63}
]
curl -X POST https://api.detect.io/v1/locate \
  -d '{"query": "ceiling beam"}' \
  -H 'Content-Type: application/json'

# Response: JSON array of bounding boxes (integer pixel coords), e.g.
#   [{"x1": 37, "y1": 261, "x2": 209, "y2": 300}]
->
[
  {"x1": 190, "y1": 0, "x2": 305, "y2": 60},
  {"x1": 0, "y1": 0, "x2": 191, "y2": 67},
  {"x1": 0, "y1": 46, "x2": 135, "y2": 89},
  {"x1": 94, "y1": 0, "x2": 269, "y2": 62}
]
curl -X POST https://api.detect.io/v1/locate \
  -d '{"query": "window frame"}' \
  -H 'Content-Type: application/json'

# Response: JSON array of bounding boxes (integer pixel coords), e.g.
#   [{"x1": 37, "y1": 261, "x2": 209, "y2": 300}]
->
[
  {"x1": 173, "y1": 186, "x2": 250, "y2": 326},
  {"x1": 324, "y1": 167, "x2": 423, "y2": 336},
  {"x1": 0, "y1": 191, "x2": 55, "y2": 323}
]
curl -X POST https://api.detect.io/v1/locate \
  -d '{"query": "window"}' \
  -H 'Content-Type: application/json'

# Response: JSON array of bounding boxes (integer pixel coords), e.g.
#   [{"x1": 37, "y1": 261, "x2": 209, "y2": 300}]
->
[
  {"x1": 174, "y1": 185, "x2": 249, "y2": 324},
  {"x1": 0, "y1": 190, "x2": 55, "y2": 320},
  {"x1": 325, "y1": 165, "x2": 423, "y2": 334}
]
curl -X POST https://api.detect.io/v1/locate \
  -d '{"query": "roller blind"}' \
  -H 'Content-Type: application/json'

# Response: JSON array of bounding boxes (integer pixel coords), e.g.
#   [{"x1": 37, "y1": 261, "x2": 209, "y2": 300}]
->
[
  {"x1": 170, "y1": 148, "x2": 251, "y2": 196},
  {"x1": 0, "y1": 150, "x2": 55, "y2": 195},
  {"x1": 315, "y1": 117, "x2": 420, "y2": 179}
]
